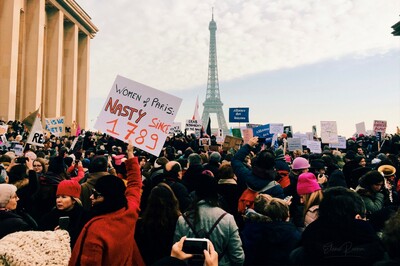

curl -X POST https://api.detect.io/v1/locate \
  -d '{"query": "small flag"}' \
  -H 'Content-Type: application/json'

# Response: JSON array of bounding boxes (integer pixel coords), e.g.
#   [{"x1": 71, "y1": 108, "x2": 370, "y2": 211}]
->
[
  {"x1": 192, "y1": 96, "x2": 201, "y2": 121},
  {"x1": 76, "y1": 124, "x2": 81, "y2": 137},
  {"x1": 206, "y1": 117, "x2": 211, "y2": 136},
  {"x1": 22, "y1": 107, "x2": 40, "y2": 130}
]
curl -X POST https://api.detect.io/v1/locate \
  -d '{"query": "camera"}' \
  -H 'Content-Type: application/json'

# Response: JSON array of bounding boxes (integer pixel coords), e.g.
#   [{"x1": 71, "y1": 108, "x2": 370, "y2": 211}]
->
[
  {"x1": 182, "y1": 238, "x2": 209, "y2": 254},
  {"x1": 15, "y1": 157, "x2": 28, "y2": 164}
]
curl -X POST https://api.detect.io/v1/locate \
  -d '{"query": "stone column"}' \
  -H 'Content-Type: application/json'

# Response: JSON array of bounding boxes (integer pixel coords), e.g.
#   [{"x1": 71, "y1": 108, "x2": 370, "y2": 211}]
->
[
  {"x1": 22, "y1": 0, "x2": 45, "y2": 118},
  {"x1": 0, "y1": 0, "x2": 21, "y2": 121},
  {"x1": 44, "y1": 8, "x2": 63, "y2": 118},
  {"x1": 77, "y1": 35, "x2": 90, "y2": 129},
  {"x1": 62, "y1": 22, "x2": 78, "y2": 127}
]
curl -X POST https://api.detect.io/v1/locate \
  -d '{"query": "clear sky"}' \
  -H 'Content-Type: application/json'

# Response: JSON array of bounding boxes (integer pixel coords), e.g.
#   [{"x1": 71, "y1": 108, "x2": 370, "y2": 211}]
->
[{"x1": 76, "y1": 0, "x2": 400, "y2": 139}]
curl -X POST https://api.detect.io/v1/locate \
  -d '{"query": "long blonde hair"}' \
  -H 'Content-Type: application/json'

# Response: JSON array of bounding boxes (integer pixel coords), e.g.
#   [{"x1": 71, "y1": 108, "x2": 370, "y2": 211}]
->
[{"x1": 302, "y1": 190, "x2": 323, "y2": 218}]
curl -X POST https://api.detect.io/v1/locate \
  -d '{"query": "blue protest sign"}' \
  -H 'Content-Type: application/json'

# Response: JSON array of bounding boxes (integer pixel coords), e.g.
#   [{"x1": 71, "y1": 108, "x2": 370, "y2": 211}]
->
[{"x1": 229, "y1": 108, "x2": 249, "y2": 123}]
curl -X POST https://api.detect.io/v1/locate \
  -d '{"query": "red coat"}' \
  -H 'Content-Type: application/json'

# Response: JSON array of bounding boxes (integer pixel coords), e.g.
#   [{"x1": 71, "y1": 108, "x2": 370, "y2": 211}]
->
[{"x1": 69, "y1": 157, "x2": 144, "y2": 266}]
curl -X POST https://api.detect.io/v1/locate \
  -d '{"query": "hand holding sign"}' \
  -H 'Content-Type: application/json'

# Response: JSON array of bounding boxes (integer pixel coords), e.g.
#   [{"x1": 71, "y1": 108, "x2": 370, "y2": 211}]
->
[{"x1": 94, "y1": 75, "x2": 182, "y2": 157}]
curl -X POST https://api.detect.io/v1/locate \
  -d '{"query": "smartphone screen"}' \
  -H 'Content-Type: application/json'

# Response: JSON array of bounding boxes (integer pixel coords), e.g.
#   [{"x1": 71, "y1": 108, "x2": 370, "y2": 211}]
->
[
  {"x1": 59, "y1": 216, "x2": 70, "y2": 230},
  {"x1": 182, "y1": 238, "x2": 209, "y2": 254}
]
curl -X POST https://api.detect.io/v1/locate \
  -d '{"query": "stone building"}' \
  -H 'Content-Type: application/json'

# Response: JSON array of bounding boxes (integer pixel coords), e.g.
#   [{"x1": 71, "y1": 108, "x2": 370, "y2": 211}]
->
[{"x1": 0, "y1": 0, "x2": 98, "y2": 128}]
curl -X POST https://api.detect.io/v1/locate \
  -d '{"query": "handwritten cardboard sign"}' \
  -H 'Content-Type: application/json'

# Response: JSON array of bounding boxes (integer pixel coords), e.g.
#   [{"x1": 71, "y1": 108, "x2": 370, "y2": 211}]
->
[
  {"x1": 168, "y1": 122, "x2": 182, "y2": 136},
  {"x1": 94, "y1": 75, "x2": 182, "y2": 156},
  {"x1": 373, "y1": 120, "x2": 387, "y2": 134},
  {"x1": 222, "y1": 135, "x2": 243, "y2": 151}
]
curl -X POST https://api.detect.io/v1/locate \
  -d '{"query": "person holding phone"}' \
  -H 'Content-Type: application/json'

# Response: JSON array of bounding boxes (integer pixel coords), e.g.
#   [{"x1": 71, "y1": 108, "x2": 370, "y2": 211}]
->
[{"x1": 39, "y1": 180, "x2": 88, "y2": 248}]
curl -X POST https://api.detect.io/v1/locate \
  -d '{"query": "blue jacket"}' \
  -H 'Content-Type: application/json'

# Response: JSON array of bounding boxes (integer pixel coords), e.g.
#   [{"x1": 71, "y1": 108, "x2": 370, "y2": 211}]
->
[
  {"x1": 232, "y1": 144, "x2": 284, "y2": 199},
  {"x1": 241, "y1": 220, "x2": 301, "y2": 265}
]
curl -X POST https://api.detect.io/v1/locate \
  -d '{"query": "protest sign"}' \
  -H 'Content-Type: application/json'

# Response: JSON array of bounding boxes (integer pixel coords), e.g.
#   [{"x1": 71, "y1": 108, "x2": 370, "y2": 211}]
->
[
  {"x1": 287, "y1": 138, "x2": 302, "y2": 151},
  {"x1": 229, "y1": 108, "x2": 249, "y2": 123},
  {"x1": 373, "y1": 120, "x2": 387, "y2": 134},
  {"x1": 320, "y1": 121, "x2": 338, "y2": 144},
  {"x1": 12, "y1": 144, "x2": 24, "y2": 156},
  {"x1": 253, "y1": 124, "x2": 274, "y2": 143},
  {"x1": 168, "y1": 122, "x2": 181, "y2": 136},
  {"x1": 94, "y1": 75, "x2": 182, "y2": 157},
  {"x1": 283, "y1": 126, "x2": 293, "y2": 137},
  {"x1": 241, "y1": 128, "x2": 253, "y2": 144},
  {"x1": 222, "y1": 135, "x2": 243, "y2": 151},
  {"x1": 269, "y1": 123, "x2": 284, "y2": 135},
  {"x1": 329, "y1": 136, "x2": 347, "y2": 149},
  {"x1": 45, "y1": 117, "x2": 65, "y2": 136},
  {"x1": 232, "y1": 128, "x2": 242, "y2": 138},
  {"x1": 27, "y1": 116, "x2": 45, "y2": 147},
  {"x1": 0, "y1": 125, "x2": 8, "y2": 135},
  {"x1": 356, "y1": 122, "x2": 366, "y2": 136},
  {"x1": 185, "y1": 119, "x2": 202, "y2": 132},
  {"x1": 306, "y1": 140, "x2": 322, "y2": 154}
]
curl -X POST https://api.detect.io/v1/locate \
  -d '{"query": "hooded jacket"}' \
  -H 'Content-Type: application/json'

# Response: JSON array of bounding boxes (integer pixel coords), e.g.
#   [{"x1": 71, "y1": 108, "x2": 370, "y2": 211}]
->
[
  {"x1": 232, "y1": 144, "x2": 284, "y2": 199},
  {"x1": 69, "y1": 157, "x2": 144, "y2": 266}
]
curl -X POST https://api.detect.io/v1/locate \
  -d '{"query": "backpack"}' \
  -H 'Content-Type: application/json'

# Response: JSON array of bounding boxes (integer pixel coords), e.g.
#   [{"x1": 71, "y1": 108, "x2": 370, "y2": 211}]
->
[
  {"x1": 182, "y1": 212, "x2": 228, "y2": 260},
  {"x1": 237, "y1": 181, "x2": 278, "y2": 214}
]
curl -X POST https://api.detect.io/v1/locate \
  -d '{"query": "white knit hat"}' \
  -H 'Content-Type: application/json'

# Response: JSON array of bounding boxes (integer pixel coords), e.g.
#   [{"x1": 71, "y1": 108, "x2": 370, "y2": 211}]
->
[{"x1": 0, "y1": 184, "x2": 17, "y2": 208}]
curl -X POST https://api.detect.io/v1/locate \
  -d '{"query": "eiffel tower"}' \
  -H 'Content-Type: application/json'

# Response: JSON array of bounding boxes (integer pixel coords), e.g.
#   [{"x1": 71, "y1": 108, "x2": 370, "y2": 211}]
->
[{"x1": 201, "y1": 11, "x2": 229, "y2": 135}]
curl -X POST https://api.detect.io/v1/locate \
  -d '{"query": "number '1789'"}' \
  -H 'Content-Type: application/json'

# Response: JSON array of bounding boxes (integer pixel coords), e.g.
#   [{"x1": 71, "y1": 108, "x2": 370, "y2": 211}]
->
[{"x1": 106, "y1": 119, "x2": 158, "y2": 150}]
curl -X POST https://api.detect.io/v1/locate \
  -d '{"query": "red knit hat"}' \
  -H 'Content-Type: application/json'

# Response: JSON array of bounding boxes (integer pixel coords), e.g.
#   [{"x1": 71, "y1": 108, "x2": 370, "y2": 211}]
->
[
  {"x1": 297, "y1": 172, "x2": 321, "y2": 195},
  {"x1": 56, "y1": 180, "x2": 81, "y2": 198}
]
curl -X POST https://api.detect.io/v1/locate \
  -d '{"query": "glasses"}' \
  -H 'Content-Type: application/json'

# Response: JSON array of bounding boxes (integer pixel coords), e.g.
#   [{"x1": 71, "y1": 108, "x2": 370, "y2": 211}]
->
[
  {"x1": 33, "y1": 164, "x2": 42, "y2": 167},
  {"x1": 91, "y1": 188, "x2": 103, "y2": 199}
]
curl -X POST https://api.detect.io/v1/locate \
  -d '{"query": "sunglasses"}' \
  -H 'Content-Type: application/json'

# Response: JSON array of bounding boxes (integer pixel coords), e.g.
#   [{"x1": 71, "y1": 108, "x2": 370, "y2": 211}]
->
[
  {"x1": 33, "y1": 164, "x2": 42, "y2": 167},
  {"x1": 91, "y1": 188, "x2": 103, "y2": 199}
]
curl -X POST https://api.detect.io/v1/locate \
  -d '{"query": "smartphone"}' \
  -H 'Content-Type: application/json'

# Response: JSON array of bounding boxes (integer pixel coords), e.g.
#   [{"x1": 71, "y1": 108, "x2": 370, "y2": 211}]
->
[
  {"x1": 182, "y1": 238, "x2": 209, "y2": 254},
  {"x1": 59, "y1": 216, "x2": 70, "y2": 230},
  {"x1": 15, "y1": 157, "x2": 28, "y2": 164},
  {"x1": 257, "y1": 137, "x2": 266, "y2": 143}
]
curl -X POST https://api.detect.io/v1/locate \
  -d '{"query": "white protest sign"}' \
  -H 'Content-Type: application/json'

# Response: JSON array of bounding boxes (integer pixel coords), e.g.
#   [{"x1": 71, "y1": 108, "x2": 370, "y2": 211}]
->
[
  {"x1": 329, "y1": 136, "x2": 347, "y2": 149},
  {"x1": 306, "y1": 140, "x2": 322, "y2": 154},
  {"x1": 94, "y1": 75, "x2": 182, "y2": 157},
  {"x1": 320, "y1": 121, "x2": 338, "y2": 144},
  {"x1": 45, "y1": 116, "x2": 65, "y2": 136},
  {"x1": 287, "y1": 138, "x2": 302, "y2": 151},
  {"x1": 27, "y1": 118, "x2": 45, "y2": 147},
  {"x1": 356, "y1": 122, "x2": 366, "y2": 135},
  {"x1": 168, "y1": 122, "x2": 182, "y2": 136},
  {"x1": 12, "y1": 144, "x2": 24, "y2": 156},
  {"x1": 373, "y1": 120, "x2": 387, "y2": 134},
  {"x1": 293, "y1": 133, "x2": 308, "y2": 146},
  {"x1": 0, "y1": 125, "x2": 8, "y2": 135},
  {"x1": 185, "y1": 119, "x2": 202, "y2": 132},
  {"x1": 269, "y1": 123, "x2": 284, "y2": 134}
]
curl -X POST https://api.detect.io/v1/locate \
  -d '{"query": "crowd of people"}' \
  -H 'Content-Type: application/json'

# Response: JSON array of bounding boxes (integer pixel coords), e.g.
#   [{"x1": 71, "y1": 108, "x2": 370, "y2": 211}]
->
[{"x1": 1, "y1": 119, "x2": 400, "y2": 265}]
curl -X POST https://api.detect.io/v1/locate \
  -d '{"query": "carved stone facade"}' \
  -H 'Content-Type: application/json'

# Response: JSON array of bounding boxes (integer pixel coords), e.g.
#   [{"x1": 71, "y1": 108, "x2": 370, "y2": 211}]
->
[{"x1": 0, "y1": 0, "x2": 98, "y2": 128}]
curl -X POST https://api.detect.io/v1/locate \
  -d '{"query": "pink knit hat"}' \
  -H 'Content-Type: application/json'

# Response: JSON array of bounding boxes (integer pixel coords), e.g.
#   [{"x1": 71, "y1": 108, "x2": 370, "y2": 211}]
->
[{"x1": 297, "y1": 172, "x2": 321, "y2": 195}]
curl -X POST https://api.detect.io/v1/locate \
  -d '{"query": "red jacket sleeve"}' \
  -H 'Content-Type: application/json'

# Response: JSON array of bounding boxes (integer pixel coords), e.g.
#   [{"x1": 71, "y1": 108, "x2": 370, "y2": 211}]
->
[{"x1": 125, "y1": 157, "x2": 142, "y2": 212}]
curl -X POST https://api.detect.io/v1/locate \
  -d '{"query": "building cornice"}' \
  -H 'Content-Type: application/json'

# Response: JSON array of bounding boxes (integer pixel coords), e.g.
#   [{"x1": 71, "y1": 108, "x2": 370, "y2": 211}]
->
[{"x1": 46, "y1": 0, "x2": 98, "y2": 38}]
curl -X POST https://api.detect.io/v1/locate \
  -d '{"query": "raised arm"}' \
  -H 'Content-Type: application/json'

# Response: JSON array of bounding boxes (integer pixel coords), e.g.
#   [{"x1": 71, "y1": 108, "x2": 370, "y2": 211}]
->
[{"x1": 124, "y1": 141, "x2": 142, "y2": 210}]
